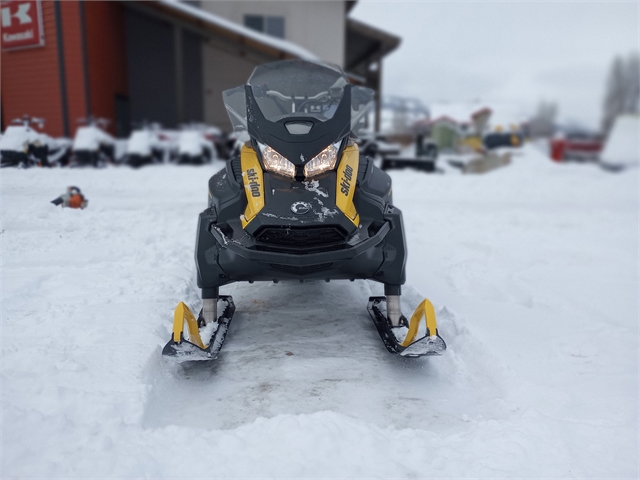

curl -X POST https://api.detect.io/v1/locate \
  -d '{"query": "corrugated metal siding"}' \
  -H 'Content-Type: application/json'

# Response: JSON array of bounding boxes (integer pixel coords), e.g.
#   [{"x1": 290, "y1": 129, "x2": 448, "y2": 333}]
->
[
  {"x1": 182, "y1": 29, "x2": 203, "y2": 123},
  {"x1": 1, "y1": 1, "x2": 64, "y2": 136},
  {"x1": 124, "y1": 8, "x2": 177, "y2": 127},
  {"x1": 60, "y1": 0, "x2": 87, "y2": 136},
  {"x1": 84, "y1": 1, "x2": 128, "y2": 136}
]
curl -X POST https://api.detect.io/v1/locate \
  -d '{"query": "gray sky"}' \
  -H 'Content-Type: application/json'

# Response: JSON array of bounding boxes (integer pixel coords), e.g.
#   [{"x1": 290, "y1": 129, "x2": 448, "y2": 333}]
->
[{"x1": 350, "y1": 1, "x2": 639, "y2": 129}]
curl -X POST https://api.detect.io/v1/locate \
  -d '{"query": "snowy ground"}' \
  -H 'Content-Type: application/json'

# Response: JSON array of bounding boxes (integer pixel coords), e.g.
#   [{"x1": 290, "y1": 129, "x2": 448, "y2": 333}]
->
[{"x1": 2, "y1": 145, "x2": 637, "y2": 478}]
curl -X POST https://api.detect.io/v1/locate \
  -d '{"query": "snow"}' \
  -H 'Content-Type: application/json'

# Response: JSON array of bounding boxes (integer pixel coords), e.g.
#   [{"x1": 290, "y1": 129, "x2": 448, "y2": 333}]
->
[
  {"x1": 600, "y1": 115, "x2": 639, "y2": 168},
  {"x1": 1, "y1": 145, "x2": 637, "y2": 477}
]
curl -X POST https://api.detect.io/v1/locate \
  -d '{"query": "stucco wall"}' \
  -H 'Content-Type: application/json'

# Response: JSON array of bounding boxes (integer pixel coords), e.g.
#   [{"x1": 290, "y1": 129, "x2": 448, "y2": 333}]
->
[
  {"x1": 202, "y1": 1, "x2": 345, "y2": 67},
  {"x1": 202, "y1": 42, "x2": 257, "y2": 129}
]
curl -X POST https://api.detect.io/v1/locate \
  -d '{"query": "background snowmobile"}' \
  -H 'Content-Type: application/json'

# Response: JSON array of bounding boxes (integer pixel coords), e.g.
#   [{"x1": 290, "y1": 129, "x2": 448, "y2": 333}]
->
[
  {"x1": 71, "y1": 117, "x2": 115, "y2": 167},
  {"x1": 175, "y1": 127, "x2": 216, "y2": 165},
  {"x1": 125, "y1": 123, "x2": 165, "y2": 168},
  {"x1": 163, "y1": 60, "x2": 446, "y2": 362},
  {"x1": 0, "y1": 116, "x2": 69, "y2": 168}
]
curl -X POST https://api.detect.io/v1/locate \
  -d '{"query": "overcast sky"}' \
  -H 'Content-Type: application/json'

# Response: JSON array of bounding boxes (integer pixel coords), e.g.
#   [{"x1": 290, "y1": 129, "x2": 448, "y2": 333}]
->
[{"x1": 350, "y1": 1, "x2": 639, "y2": 129}]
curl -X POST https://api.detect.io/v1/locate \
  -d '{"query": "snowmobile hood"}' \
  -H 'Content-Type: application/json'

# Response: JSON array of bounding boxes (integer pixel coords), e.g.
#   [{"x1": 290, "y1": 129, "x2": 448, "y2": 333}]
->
[{"x1": 223, "y1": 60, "x2": 374, "y2": 167}]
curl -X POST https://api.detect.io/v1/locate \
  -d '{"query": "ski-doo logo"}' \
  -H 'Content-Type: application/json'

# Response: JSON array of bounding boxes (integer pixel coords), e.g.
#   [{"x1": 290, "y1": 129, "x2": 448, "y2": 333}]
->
[
  {"x1": 246, "y1": 168, "x2": 261, "y2": 197},
  {"x1": 290, "y1": 201, "x2": 311, "y2": 215},
  {"x1": 339, "y1": 164, "x2": 354, "y2": 196}
]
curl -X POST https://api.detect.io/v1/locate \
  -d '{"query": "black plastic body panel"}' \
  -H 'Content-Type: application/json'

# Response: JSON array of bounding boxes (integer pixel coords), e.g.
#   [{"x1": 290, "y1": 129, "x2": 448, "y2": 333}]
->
[{"x1": 196, "y1": 154, "x2": 406, "y2": 290}]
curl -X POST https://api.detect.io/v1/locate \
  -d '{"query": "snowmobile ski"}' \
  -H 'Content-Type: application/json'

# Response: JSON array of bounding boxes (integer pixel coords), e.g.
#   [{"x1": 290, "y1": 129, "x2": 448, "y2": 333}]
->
[
  {"x1": 367, "y1": 297, "x2": 446, "y2": 357},
  {"x1": 162, "y1": 296, "x2": 235, "y2": 362}
]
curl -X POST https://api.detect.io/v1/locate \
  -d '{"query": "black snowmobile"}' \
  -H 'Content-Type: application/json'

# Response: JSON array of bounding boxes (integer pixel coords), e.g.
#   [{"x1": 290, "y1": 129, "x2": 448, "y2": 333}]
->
[{"x1": 163, "y1": 60, "x2": 446, "y2": 362}]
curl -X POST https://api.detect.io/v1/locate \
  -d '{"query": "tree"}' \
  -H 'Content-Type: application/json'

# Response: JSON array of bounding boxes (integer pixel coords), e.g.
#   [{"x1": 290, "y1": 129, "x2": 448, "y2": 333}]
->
[
  {"x1": 529, "y1": 101, "x2": 557, "y2": 138},
  {"x1": 602, "y1": 52, "x2": 639, "y2": 136}
]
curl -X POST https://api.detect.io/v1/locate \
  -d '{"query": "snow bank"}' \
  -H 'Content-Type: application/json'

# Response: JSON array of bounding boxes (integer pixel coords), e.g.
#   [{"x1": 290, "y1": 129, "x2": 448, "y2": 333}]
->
[{"x1": 601, "y1": 115, "x2": 639, "y2": 168}]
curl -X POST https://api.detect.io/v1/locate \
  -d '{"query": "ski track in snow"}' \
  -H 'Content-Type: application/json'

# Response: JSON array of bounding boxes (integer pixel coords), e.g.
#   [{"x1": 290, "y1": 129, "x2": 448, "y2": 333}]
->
[{"x1": 1, "y1": 149, "x2": 638, "y2": 478}]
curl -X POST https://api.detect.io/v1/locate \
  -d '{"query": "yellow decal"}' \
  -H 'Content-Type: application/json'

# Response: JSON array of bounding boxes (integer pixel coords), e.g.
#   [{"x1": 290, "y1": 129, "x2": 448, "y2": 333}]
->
[
  {"x1": 240, "y1": 145, "x2": 265, "y2": 228},
  {"x1": 172, "y1": 302, "x2": 205, "y2": 348},
  {"x1": 335, "y1": 144, "x2": 360, "y2": 226},
  {"x1": 401, "y1": 298, "x2": 438, "y2": 347}
]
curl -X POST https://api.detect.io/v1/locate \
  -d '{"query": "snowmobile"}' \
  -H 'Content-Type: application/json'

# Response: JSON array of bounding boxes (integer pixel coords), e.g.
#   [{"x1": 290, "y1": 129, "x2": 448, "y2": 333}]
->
[
  {"x1": 125, "y1": 124, "x2": 165, "y2": 168},
  {"x1": 71, "y1": 118, "x2": 115, "y2": 167},
  {"x1": 0, "y1": 116, "x2": 68, "y2": 168},
  {"x1": 163, "y1": 60, "x2": 446, "y2": 362},
  {"x1": 175, "y1": 128, "x2": 216, "y2": 165}
]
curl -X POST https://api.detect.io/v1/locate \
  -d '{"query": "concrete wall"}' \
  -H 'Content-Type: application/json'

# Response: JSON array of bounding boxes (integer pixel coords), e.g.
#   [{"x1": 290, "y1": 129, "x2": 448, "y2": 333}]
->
[{"x1": 202, "y1": 1, "x2": 346, "y2": 67}]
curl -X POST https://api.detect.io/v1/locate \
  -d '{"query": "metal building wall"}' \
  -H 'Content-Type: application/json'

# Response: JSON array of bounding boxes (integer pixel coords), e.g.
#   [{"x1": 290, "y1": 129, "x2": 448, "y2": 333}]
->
[
  {"x1": 124, "y1": 8, "x2": 203, "y2": 128},
  {"x1": 182, "y1": 30, "x2": 203, "y2": 124},
  {"x1": 124, "y1": 9, "x2": 177, "y2": 127}
]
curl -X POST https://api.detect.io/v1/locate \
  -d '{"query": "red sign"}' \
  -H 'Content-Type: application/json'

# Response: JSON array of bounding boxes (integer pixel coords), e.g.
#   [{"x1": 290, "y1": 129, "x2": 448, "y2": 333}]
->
[{"x1": 1, "y1": 0, "x2": 44, "y2": 51}]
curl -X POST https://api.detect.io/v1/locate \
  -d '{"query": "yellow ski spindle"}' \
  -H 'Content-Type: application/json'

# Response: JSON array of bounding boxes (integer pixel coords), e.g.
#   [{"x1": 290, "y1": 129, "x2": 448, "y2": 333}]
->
[
  {"x1": 400, "y1": 298, "x2": 439, "y2": 347},
  {"x1": 172, "y1": 302, "x2": 205, "y2": 348}
]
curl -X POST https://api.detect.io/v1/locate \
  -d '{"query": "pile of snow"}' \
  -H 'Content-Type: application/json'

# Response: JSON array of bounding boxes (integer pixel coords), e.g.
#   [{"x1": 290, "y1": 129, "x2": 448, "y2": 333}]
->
[
  {"x1": 1, "y1": 145, "x2": 637, "y2": 477},
  {"x1": 600, "y1": 115, "x2": 639, "y2": 168}
]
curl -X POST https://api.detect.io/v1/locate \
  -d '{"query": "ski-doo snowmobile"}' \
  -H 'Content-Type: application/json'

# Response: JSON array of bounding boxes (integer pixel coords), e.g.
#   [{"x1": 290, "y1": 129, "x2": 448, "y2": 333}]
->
[{"x1": 163, "y1": 60, "x2": 446, "y2": 362}]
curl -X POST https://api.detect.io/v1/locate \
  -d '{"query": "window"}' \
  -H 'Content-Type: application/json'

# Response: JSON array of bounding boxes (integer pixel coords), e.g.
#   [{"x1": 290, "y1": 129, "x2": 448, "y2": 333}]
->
[{"x1": 244, "y1": 15, "x2": 285, "y2": 39}]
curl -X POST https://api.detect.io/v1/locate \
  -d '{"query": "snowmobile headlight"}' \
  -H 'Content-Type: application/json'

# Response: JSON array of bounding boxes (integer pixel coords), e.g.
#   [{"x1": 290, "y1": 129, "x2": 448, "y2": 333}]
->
[
  {"x1": 304, "y1": 142, "x2": 340, "y2": 178},
  {"x1": 259, "y1": 143, "x2": 295, "y2": 178}
]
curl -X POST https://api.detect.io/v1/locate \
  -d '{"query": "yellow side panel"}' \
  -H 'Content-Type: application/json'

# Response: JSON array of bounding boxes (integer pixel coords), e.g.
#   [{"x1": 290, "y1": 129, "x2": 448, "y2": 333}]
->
[
  {"x1": 335, "y1": 144, "x2": 360, "y2": 226},
  {"x1": 240, "y1": 145, "x2": 265, "y2": 229}
]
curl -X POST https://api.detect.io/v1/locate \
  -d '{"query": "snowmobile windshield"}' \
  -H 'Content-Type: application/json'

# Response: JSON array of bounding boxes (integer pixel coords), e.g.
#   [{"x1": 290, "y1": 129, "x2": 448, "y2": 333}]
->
[{"x1": 222, "y1": 60, "x2": 374, "y2": 138}]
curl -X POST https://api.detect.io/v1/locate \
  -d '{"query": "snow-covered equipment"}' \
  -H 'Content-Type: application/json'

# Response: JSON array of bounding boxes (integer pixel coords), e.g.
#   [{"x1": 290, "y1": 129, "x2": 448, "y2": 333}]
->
[
  {"x1": 176, "y1": 127, "x2": 216, "y2": 164},
  {"x1": 162, "y1": 60, "x2": 446, "y2": 362},
  {"x1": 51, "y1": 186, "x2": 88, "y2": 209},
  {"x1": 599, "y1": 115, "x2": 639, "y2": 171},
  {"x1": 71, "y1": 118, "x2": 115, "y2": 167},
  {"x1": 0, "y1": 116, "x2": 67, "y2": 168},
  {"x1": 125, "y1": 127, "x2": 164, "y2": 168},
  {"x1": 549, "y1": 130, "x2": 602, "y2": 162},
  {"x1": 380, "y1": 135, "x2": 438, "y2": 172}
]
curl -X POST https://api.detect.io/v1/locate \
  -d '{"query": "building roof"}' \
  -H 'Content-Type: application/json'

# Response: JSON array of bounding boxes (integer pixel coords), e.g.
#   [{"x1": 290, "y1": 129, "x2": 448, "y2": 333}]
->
[
  {"x1": 345, "y1": 17, "x2": 401, "y2": 74},
  {"x1": 145, "y1": 0, "x2": 320, "y2": 61}
]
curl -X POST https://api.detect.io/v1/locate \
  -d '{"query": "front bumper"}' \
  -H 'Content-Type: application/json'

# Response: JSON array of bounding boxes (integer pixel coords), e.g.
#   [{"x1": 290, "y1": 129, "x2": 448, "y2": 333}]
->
[{"x1": 196, "y1": 204, "x2": 406, "y2": 288}]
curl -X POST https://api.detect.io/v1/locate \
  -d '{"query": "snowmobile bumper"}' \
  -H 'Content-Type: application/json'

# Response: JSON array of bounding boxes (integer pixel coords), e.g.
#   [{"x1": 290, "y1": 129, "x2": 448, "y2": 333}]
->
[
  {"x1": 367, "y1": 297, "x2": 446, "y2": 357},
  {"x1": 162, "y1": 296, "x2": 235, "y2": 362}
]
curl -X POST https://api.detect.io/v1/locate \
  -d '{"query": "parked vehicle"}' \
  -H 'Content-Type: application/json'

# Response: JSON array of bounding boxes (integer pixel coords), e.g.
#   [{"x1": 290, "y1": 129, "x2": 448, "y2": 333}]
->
[
  {"x1": 176, "y1": 129, "x2": 216, "y2": 165},
  {"x1": 125, "y1": 125, "x2": 165, "y2": 168},
  {"x1": 0, "y1": 116, "x2": 70, "y2": 168},
  {"x1": 483, "y1": 131, "x2": 523, "y2": 150},
  {"x1": 380, "y1": 134, "x2": 438, "y2": 172},
  {"x1": 550, "y1": 131, "x2": 603, "y2": 162},
  {"x1": 162, "y1": 59, "x2": 446, "y2": 363},
  {"x1": 71, "y1": 118, "x2": 116, "y2": 167}
]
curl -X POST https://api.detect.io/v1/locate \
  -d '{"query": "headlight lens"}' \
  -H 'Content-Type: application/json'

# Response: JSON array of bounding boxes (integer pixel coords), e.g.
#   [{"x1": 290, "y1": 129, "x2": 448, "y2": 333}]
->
[
  {"x1": 304, "y1": 142, "x2": 340, "y2": 177},
  {"x1": 259, "y1": 143, "x2": 295, "y2": 178}
]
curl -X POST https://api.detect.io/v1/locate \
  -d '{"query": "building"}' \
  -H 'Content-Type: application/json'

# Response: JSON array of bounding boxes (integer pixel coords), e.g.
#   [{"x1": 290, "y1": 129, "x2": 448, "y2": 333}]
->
[{"x1": 1, "y1": 0, "x2": 400, "y2": 138}]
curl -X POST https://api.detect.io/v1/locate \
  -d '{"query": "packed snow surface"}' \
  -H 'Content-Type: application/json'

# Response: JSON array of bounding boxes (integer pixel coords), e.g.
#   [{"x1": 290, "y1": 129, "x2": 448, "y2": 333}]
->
[{"x1": 1, "y1": 145, "x2": 637, "y2": 477}]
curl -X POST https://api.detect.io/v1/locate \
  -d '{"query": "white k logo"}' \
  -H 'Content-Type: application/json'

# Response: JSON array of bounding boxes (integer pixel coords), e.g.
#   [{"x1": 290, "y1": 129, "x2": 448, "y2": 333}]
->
[{"x1": 1, "y1": 3, "x2": 32, "y2": 27}]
